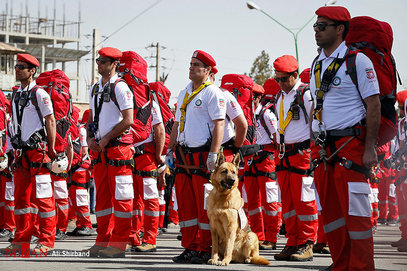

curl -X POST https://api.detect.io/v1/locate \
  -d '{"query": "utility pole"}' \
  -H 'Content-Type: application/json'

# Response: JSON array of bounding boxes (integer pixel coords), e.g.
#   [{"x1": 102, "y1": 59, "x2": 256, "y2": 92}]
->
[
  {"x1": 91, "y1": 28, "x2": 100, "y2": 85},
  {"x1": 156, "y1": 42, "x2": 160, "y2": 82}
]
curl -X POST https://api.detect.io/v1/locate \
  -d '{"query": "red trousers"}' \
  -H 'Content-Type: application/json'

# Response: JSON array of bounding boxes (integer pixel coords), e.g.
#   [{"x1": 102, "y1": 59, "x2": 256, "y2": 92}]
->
[
  {"x1": 0, "y1": 171, "x2": 15, "y2": 232},
  {"x1": 93, "y1": 144, "x2": 134, "y2": 250},
  {"x1": 378, "y1": 165, "x2": 398, "y2": 221},
  {"x1": 168, "y1": 185, "x2": 179, "y2": 224},
  {"x1": 68, "y1": 169, "x2": 92, "y2": 229},
  {"x1": 312, "y1": 136, "x2": 374, "y2": 271},
  {"x1": 244, "y1": 152, "x2": 281, "y2": 243},
  {"x1": 13, "y1": 149, "x2": 56, "y2": 248},
  {"x1": 276, "y1": 150, "x2": 318, "y2": 246},
  {"x1": 52, "y1": 174, "x2": 69, "y2": 232},
  {"x1": 395, "y1": 170, "x2": 407, "y2": 240},
  {"x1": 175, "y1": 150, "x2": 233, "y2": 252},
  {"x1": 129, "y1": 152, "x2": 159, "y2": 246}
]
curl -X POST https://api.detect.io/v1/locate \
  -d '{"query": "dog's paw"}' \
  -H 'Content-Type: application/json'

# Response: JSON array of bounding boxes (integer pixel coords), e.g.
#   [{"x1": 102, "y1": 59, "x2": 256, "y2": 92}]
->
[
  {"x1": 244, "y1": 258, "x2": 251, "y2": 264},
  {"x1": 217, "y1": 260, "x2": 230, "y2": 266},
  {"x1": 208, "y1": 259, "x2": 218, "y2": 265}
]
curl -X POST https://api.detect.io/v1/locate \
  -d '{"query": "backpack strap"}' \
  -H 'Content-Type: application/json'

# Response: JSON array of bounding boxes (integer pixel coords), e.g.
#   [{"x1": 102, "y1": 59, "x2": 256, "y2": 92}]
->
[
  {"x1": 295, "y1": 84, "x2": 310, "y2": 124},
  {"x1": 29, "y1": 86, "x2": 45, "y2": 129},
  {"x1": 345, "y1": 49, "x2": 359, "y2": 91},
  {"x1": 258, "y1": 101, "x2": 274, "y2": 141}
]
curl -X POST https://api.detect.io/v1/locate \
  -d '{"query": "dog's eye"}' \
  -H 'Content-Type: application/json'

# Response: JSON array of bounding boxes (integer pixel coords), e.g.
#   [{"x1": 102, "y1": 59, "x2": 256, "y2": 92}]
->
[{"x1": 222, "y1": 169, "x2": 228, "y2": 174}]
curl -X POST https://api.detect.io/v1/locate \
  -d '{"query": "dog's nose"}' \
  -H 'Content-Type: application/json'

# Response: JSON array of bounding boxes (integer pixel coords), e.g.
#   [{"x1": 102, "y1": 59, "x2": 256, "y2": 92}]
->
[{"x1": 226, "y1": 177, "x2": 235, "y2": 186}]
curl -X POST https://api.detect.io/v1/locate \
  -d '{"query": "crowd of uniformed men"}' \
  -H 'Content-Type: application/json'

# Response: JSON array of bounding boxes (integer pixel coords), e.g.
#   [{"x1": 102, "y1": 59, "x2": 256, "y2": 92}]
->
[{"x1": 0, "y1": 5, "x2": 406, "y2": 271}]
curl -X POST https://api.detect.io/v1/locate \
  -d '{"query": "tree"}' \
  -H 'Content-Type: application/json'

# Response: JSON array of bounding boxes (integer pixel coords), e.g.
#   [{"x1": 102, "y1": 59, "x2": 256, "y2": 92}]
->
[{"x1": 248, "y1": 50, "x2": 273, "y2": 86}]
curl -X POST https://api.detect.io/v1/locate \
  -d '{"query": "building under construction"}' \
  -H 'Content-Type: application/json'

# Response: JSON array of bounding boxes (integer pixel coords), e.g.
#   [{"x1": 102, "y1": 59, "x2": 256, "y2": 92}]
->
[{"x1": 0, "y1": 1, "x2": 88, "y2": 102}]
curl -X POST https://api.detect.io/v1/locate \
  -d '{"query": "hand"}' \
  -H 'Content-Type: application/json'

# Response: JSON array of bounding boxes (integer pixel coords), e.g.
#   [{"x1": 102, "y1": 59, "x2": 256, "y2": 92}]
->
[
  {"x1": 98, "y1": 137, "x2": 109, "y2": 152},
  {"x1": 363, "y1": 146, "x2": 378, "y2": 169},
  {"x1": 158, "y1": 170, "x2": 166, "y2": 187},
  {"x1": 207, "y1": 152, "x2": 218, "y2": 173},
  {"x1": 156, "y1": 154, "x2": 165, "y2": 165},
  {"x1": 87, "y1": 138, "x2": 101, "y2": 153},
  {"x1": 48, "y1": 148, "x2": 56, "y2": 160},
  {"x1": 165, "y1": 150, "x2": 175, "y2": 169}
]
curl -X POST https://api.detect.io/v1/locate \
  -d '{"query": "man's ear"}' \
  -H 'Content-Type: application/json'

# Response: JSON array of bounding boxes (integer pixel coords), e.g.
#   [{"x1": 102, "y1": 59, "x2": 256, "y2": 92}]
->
[
  {"x1": 215, "y1": 150, "x2": 225, "y2": 169},
  {"x1": 232, "y1": 152, "x2": 241, "y2": 168}
]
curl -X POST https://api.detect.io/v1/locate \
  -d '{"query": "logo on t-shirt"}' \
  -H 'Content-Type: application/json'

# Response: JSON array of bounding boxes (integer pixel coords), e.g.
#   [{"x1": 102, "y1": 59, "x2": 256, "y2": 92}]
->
[
  {"x1": 332, "y1": 76, "x2": 341, "y2": 86},
  {"x1": 365, "y1": 68, "x2": 375, "y2": 80},
  {"x1": 43, "y1": 97, "x2": 50, "y2": 105},
  {"x1": 195, "y1": 99, "x2": 202, "y2": 106},
  {"x1": 219, "y1": 99, "x2": 225, "y2": 108},
  {"x1": 125, "y1": 90, "x2": 132, "y2": 100}
]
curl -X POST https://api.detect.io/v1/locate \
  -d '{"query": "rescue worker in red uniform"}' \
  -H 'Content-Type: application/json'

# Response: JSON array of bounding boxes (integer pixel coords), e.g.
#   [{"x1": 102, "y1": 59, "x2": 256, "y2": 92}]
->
[
  {"x1": 128, "y1": 100, "x2": 165, "y2": 252},
  {"x1": 391, "y1": 90, "x2": 407, "y2": 252},
  {"x1": 273, "y1": 55, "x2": 318, "y2": 262},
  {"x1": 310, "y1": 6, "x2": 380, "y2": 270},
  {"x1": 86, "y1": 47, "x2": 135, "y2": 258},
  {"x1": 0, "y1": 91, "x2": 14, "y2": 240},
  {"x1": 168, "y1": 50, "x2": 226, "y2": 264},
  {"x1": 244, "y1": 83, "x2": 280, "y2": 250},
  {"x1": 2, "y1": 53, "x2": 57, "y2": 254}
]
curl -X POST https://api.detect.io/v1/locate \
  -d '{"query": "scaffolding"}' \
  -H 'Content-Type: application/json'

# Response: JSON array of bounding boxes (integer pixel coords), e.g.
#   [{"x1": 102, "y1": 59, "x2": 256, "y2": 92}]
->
[{"x1": 0, "y1": 1, "x2": 88, "y2": 102}]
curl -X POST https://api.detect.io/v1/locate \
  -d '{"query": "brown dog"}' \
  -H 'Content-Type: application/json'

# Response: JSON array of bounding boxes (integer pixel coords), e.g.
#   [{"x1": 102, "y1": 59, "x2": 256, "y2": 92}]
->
[{"x1": 206, "y1": 152, "x2": 270, "y2": 266}]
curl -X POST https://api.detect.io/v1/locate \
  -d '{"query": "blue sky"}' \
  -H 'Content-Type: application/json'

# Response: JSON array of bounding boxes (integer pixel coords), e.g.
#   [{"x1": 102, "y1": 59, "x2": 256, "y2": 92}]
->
[{"x1": 6, "y1": 0, "x2": 407, "y2": 105}]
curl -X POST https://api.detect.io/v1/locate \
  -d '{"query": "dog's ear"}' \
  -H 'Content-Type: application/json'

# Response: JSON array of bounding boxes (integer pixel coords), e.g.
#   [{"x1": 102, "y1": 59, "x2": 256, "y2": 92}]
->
[
  {"x1": 232, "y1": 152, "x2": 241, "y2": 168},
  {"x1": 215, "y1": 151, "x2": 225, "y2": 169}
]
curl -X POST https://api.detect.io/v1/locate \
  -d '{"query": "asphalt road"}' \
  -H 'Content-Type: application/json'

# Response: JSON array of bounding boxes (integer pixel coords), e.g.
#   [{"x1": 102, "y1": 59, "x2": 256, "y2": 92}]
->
[{"x1": 0, "y1": 217, "x2": 406, "y2": 271}]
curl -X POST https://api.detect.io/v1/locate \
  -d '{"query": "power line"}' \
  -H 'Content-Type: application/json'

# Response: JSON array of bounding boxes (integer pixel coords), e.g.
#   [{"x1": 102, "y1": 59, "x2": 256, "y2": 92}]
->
[{"x1": 96, "y1": 0, "x2": 164, "y2": 48}]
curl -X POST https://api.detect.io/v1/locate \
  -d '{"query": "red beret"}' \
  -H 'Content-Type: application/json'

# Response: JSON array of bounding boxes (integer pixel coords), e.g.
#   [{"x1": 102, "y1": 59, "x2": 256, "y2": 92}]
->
[
  {"x1": 397, "y1": 90, "x2": 407, "y2": 107},
  {"x1": 17, "y1": 53, "x2": 39, "y2": 67},
  {"x1": 263, "y1": 78, "x2": 280, "y2": 96},
  {"x1": 315, "y1": 6, "x2": 351, "y2": 22},
  {"x1": 299, "y1": 68, "x2": 311, "y2": 83},
  {"x1": 192, "y1": 50, "x2": 216, "y2": 67},
  {"x1": 212, "y1": 66, "x2": 218, "y2": 74},
  {"x1": 273, "y1": 55, "x2": 299, "y2": 73},
  {"x1": 252, "y1": 84, "x2": 265, "y2": 95},
  {"x1": 81, "y1": 109, "x2": 90, "y2": 124},
  {"x1": 99, "y1": 47, "x2": 122, "y2": 60}
]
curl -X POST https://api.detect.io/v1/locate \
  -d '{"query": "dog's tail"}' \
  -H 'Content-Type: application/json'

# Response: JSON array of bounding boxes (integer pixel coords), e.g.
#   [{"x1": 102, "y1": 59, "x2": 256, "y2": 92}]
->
[{"x1": 250, "y1": 256, "x2": 270, "y2": 265}]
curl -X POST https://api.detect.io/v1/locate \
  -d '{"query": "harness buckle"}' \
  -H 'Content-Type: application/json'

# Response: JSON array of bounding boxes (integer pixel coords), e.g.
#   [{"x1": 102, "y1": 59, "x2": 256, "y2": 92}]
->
[{"x1": 278, "y1": 144, "x2": 285, "y2": 159}]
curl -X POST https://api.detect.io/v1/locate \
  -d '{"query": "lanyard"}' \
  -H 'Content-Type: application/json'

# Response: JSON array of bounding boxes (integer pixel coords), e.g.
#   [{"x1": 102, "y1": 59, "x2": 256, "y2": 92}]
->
[
  {"x1": 179, "y1": 82, "x2": 212, "y2": 133},
  {"x1": 278, "y1": 94, "x2": 293, "y2": 142}
]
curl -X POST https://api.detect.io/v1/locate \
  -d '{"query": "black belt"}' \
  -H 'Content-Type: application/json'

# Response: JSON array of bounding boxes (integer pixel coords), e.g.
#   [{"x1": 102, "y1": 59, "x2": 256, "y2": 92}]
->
[
  {"x1": 30, "y1": 162, "x2": 51, "y2": 169},
  {"x1": 275, "y1": 164, "x2": 310, "y2": 176},
  {"x1": 0, "y1": 171, "x2": 13, "y2": 178},
  {"x1": 134, "y1": 169, "x2": 159, "y2": 177},
  {"x1": 70, "y1": 180, "x2": 89, "y2": 189},
  {"x1": 175, "y1": 167, "x2": 210, "y2": 179},
  {"x1": 326, "y1": 127, "x2": 361, "y2": 138},
  {"x1": 181, "y1": 145, "x2": 210, "y2": 154},
  {"x1": 106, "y1": 158, "x2": 134, "y2": 167},
  {"x1": 51, "y1": 171, "x2": 69, "y2": 178},
  {"x1": 283, "y1": 140, "x2": 310, "y2": 157}
]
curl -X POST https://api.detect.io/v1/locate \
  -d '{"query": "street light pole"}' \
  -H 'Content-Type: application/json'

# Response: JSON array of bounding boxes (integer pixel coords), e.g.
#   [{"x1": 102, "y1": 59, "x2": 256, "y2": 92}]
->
[{"x1": 247, "y1": 0, "x2": 337, "y2": 68}]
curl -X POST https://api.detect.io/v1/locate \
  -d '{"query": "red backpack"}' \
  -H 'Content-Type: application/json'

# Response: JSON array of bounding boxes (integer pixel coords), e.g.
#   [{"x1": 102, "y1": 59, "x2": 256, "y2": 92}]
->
[
  {"x1": 221, "y1": 74, "x2": 256, "y2": 144},
  {"x1": 0, "y1": 91, "x2": 8, "y2": 156},
  {"x1": 35, "y1": 69, "x2": 72, "y2": 154},
  {"x1": 92, "y1": 51, "x2": 152, "y2": 144},
  {"x1": 70, "y1": 106, "x2": 82, "y2": 167},
  {"x1": 149, "y1": 81, "x2": 174, "y2": 155},
  {"x1": 345, "y1": 16, "x2": 399, "y2": 146}
]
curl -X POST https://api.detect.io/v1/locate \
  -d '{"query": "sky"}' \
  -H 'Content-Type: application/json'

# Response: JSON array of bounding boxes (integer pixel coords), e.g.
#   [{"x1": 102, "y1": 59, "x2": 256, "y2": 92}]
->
[{"x1": 5, "y1": 0, "x2": 407, "y2": 106}]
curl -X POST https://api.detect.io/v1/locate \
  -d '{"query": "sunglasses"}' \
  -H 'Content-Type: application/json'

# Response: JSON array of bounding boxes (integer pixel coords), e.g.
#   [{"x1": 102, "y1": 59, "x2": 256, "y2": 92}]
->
[
  {"x1": 14, "y1": 64, "x2": 29, "y2": 70},
  {"x1": 96, "y1": 58, "x2": 110, "y2": 64},
  {"x1": 313, "y1": 22, "x2": 337, "y2": 31},
  {"x1": 274, "y1": 76, "x2": 291, "y2": 83}
]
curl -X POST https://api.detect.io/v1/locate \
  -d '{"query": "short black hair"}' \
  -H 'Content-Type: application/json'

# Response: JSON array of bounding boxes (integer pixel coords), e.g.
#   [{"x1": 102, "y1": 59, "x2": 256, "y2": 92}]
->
[{"x1": 333, "y1": 20, "x2": 350, "y2": 40}]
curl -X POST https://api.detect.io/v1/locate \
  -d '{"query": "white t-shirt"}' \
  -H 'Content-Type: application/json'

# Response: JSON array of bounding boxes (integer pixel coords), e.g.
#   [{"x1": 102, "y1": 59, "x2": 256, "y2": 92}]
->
[
  {"x1": 222, "y1": 91, "x2": 243, "y2": 144},
  {"x1": 10, "y1": 82, "x2": 53, "y2": 142},
  {"x1": 275, "y1": 81, "x2": 313, "y2": 144},
  {"x1": 89, "y1": 74, "x2": 133, "y2": 139},
  {"x1": 134, "y1": 100, "x2": 163, "y2": 147},
  {"x1": 175, "y1": 81, "x2": 226, "y2": 148},
  {"x1": 255, "y1": 104, "x2": 277, "y2": 145},
  {"x1": 310, "y1": 41, "x2": 380, "y2": 132}
]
